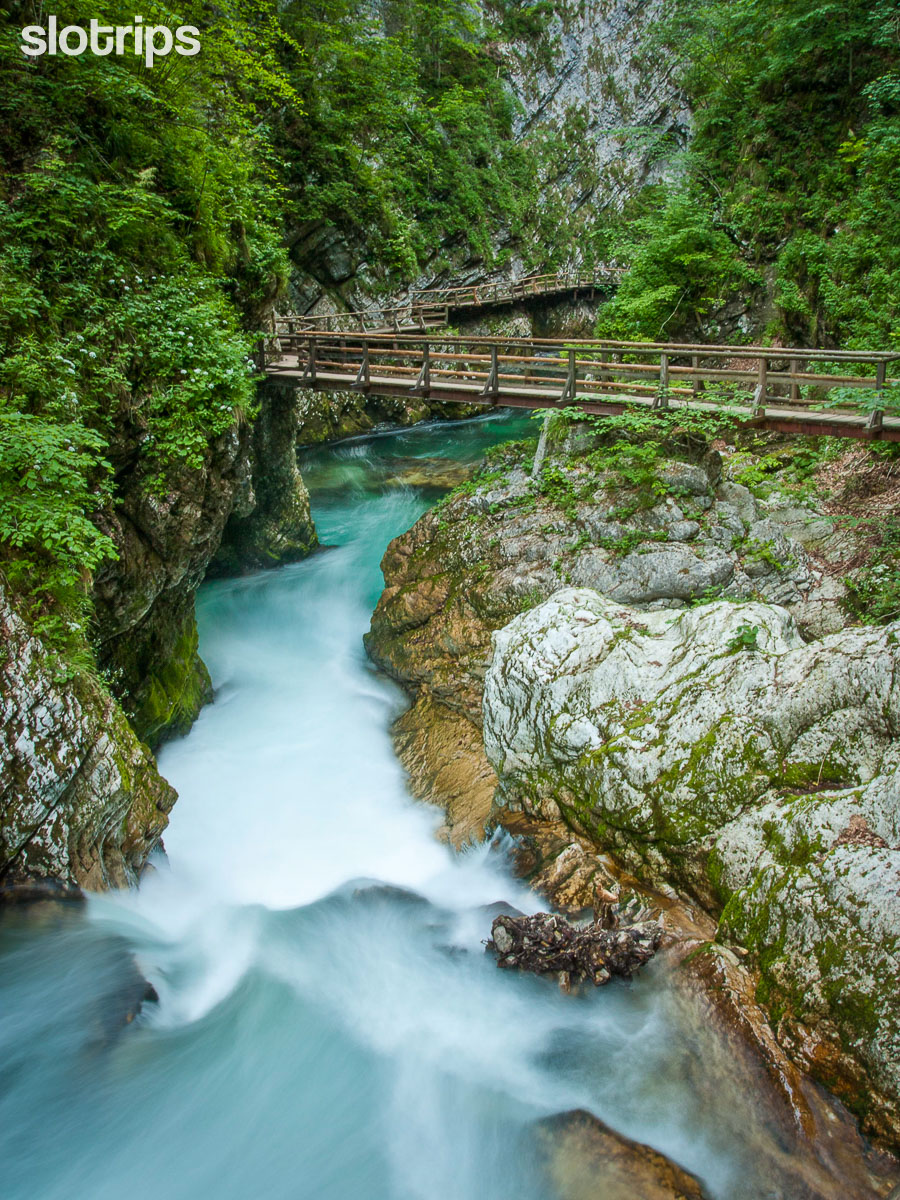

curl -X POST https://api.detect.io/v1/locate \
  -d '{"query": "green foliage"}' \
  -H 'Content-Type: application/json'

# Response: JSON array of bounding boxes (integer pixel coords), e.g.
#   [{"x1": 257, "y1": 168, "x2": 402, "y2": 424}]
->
[
  {"x1": 597, "y1": 0, "x2": 900, "y2": 350},
  {"x1": 0, "y1": 0, "x2": 294, "y2": 651},
  {"x1": 843, "y1": 518, "x2": 900, "y2": 623},
  {"x1": 536, "y1": 462, "x2": 578, "y2": 518},
  {"x1": 727, "y1": 623, "x2": 761, "y2": 653},
  {"x1": 495, "y1": 0, "x2": 555, "y2": 41},
  {"x1": 0, "y1": 410, "x2": 117, "y2": 657},
  {"x1": 277, "y1": 0, "x2": 539, "y2": 281},
  {"x1": 556, "y1": 400, "x2": 751, "y2": 445},
  {"x1": 596, "y1": 188, "x2": 761, "y2": 341}
]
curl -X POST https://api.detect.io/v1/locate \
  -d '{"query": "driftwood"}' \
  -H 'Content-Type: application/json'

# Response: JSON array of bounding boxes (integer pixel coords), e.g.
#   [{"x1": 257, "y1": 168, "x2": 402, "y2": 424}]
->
[{"x1": 486, "y1": 911, "x2": 661, "y2": 989}]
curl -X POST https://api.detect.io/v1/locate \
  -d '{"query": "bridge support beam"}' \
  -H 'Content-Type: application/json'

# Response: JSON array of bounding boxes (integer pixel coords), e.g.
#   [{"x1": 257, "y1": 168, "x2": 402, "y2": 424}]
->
[{"x1": 531, "y1": 410, "x2": 552, "y2": 479}]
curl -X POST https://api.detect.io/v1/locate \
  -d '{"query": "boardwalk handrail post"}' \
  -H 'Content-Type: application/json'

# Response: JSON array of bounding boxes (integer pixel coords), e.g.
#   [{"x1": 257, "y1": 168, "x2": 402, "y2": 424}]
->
[
  {"x1": 692, "y1": 354, "x2": 703, "y2": 397},
  {"x1": 481, "y1": 343, "x2": 500, "y2": 402},
  {"x1": 753, "y1": 354, "x2": 768, "y2": 416},
  {"x1": 790, "y1": 357, "x2": 801, "y2": 404},
  {"x1": 559, "y1": 348, "x2": 577, "y2": 404},
  {"x1": 598, "y1": 344, "x2": 609, "y2": 391},
  {"x1": 301, "y1": 336, "x2": 317, "y2": 382},
  {"x1": 867, "y1": 360, "x2": 886, "y2": 433},
  {"x1": 353, "y1": 340, "x2": 370, "y2": 392},
  {"x1": 413, "y1": 340, "x2": 431, "y2": 395},
  {"x1": 654, "y1": 353, "x2": 670, "y2": 409}
]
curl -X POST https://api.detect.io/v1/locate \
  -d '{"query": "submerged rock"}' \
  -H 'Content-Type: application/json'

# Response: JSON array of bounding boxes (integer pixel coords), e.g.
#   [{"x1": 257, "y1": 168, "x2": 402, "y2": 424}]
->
[
  {"x1": 383, "y1": 457, "x2": 475, "y2": 491},
  {"x1": 486, "y1": 910, "x2": 661, "y2": 988},
  {"x1": 537, "y1": 1109, "x2": 709, "y2": 1200}
]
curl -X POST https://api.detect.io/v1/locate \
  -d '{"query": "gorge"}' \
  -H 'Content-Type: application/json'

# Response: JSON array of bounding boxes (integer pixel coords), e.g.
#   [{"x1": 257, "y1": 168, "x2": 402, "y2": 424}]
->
[{"x1": 2, "y1": 0, "x2": 900, "y2": 1196}]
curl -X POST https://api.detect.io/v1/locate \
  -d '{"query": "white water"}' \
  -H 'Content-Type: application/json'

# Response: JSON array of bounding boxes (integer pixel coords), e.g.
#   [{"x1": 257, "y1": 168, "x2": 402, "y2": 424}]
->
[{"x1": 0, "y1": 415, "x2": 784, "y2": 1199}]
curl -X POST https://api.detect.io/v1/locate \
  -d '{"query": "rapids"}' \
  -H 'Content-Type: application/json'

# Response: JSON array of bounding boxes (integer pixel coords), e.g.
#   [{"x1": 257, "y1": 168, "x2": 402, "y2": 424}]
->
[{"x1": 0, "y1": 413, "x2": 808, "y2": 1199}]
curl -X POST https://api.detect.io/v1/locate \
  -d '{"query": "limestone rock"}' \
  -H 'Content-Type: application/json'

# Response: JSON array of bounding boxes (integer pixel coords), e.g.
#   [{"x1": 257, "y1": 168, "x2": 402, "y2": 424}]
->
[
  {"x1": 483, "y1": 588, "x2": 900, "y2": 1143},
  {"x1": 367, "y1": 437, "x2": 844, "y2": 838},
  {"x1": 0, "y1": 584, "x2": 176, "y2": 892},
  {"x1": 212, "y1": 381, "x2": 318, "y2": 574},
  {"x1": 537, "y1": 1110, "x2": 708, "y2": 1200}
]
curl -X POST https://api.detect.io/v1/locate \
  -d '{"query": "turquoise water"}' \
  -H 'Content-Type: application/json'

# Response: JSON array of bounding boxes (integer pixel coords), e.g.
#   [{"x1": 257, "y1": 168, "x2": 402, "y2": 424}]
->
[{"x1": 0, "y1": 413, "x2": 801, "y2": 1199}]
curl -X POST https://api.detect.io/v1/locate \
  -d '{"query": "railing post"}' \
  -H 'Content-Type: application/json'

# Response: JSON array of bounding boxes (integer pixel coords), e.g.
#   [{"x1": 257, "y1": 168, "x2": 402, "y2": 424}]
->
[
  {"x1": 481, "y1": 343, "x2": 500, "y2": 403},
  {"x1": 301, "y1": 336, "x2": 317, "y2": 382},
  {"x1": 753, "y1": 355, "x2": 767, "y2": 416},
  {"x1": 353, "y1": 341, "x2": 370, "y2": 392},
  {"x1": 559, "y1": 348, "x2": 577, "y2": 404},
  {"x1": 598, "y1": 344, "x2": 608, "y2": 391},
  {"x1": 413, "y1": 340, "x2": 431, "y2": 395},
  {"x1": 654, "y1": 353, "x2": 669, "y2": 409},
  {"x1": 691, "y1": 354, "x2": 702, "y2": 397},
  {"x1": 867, "y1": 360, "x2": 886, "y2": 433},
  {"x1": 790, "y1": 358, "x2": 801, "y2": 403}
]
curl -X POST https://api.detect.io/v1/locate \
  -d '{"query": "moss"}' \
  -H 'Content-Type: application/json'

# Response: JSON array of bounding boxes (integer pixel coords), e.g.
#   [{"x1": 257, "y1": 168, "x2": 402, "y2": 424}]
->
[{"x1": 119, "y1": 611, "x2": 213, "y2": 748}]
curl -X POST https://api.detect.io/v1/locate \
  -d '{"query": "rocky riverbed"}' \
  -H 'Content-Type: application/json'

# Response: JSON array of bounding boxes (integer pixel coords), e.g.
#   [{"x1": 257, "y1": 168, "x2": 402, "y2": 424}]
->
[{"x1": 366, "y1": 414, "x2": 900, "y2": 1153}]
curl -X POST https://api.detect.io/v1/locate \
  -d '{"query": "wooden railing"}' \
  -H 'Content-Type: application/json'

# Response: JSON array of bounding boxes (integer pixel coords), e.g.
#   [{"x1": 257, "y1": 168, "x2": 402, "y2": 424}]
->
[
  {"x1": 274, "y1": 267, "x2": 623, "y2": 335},
  {"x1": 265, "y1": 331, "x2": 900, "y2": 441}
]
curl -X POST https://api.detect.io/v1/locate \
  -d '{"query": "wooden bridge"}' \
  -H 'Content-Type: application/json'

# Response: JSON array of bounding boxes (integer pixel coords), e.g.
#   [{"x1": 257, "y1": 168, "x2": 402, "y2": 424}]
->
[
  {"x1": 275, "y1": 268, "x2": 623, "y2": 335},
  {"x1": 265, "y1": 331, "x2": 900, "y2": 442}
]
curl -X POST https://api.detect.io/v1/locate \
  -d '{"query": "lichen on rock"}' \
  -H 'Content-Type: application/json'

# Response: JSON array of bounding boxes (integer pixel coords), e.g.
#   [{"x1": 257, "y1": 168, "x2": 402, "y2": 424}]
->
[
  {"x1": 483, "y1": 587, "x2": 900, "y2": 1144},
  {"x1": 0, "y1": 583, "x2": 176, "y2": 893}
]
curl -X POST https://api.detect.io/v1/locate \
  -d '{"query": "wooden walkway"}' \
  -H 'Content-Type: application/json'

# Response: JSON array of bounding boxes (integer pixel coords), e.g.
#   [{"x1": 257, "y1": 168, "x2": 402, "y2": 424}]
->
[
  {"x1": 275, "y1": 268, "x2": 623, "y2": 335},
  {"x1": 265, "y1": 332, "x2": 900, "y2": 442}
]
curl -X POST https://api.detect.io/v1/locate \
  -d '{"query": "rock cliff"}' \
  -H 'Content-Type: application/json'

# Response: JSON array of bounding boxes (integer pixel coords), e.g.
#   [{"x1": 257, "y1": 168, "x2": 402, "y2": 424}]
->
[
  {"x1": 0, "y1": 582, "x2": 176, "y2": 893},
  {"x1": 366, "y1": 419, "x2": 900, "y2": 1144},
  {"x1": 2, "y1": 376, "x2": 318, "y2": 895},
  {"x1": 92, "y1": 384, "x2": 317, "y2": 748}
]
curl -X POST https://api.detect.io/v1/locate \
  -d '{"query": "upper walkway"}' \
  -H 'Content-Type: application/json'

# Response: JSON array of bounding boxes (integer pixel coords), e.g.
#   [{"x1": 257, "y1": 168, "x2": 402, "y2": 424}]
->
[{"x1": 275, "y1": 268, "x2": 623, "y2": 335}]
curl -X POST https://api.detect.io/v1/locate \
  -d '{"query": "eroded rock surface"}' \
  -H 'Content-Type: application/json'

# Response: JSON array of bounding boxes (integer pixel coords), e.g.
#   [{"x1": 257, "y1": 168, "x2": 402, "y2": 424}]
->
[
  {"x1": 537, "y1": 1110, "x2": 708, "y2": 1200},
  {"x1": 366, "y1": 430, "x2": 846, "y2": 845},
  {"x1": 484, "y1": 589, "x2": 900, "y2": 1144},
  {"x1": 0, "y1": 584, "x2": 176, "y2": 891}
]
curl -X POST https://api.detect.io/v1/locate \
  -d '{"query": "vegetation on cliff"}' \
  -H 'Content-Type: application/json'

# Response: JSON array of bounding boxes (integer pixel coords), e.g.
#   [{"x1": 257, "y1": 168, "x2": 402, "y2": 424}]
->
[
  {"x1": 598, "y1": 0, "x2": 900, "y2": 350},
  {"x1": 0, "y1": 0, "x2": 543, "y2": 671},
  {"x1": 0, "y1": 0, "x2": 292, "y2": 661}
]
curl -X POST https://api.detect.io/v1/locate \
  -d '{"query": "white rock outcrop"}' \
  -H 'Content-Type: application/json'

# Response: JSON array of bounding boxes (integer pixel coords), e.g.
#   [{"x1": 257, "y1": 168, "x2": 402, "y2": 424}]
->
[{"x1": 483, "y1": 588, "x2": 900, "y2": 1137}]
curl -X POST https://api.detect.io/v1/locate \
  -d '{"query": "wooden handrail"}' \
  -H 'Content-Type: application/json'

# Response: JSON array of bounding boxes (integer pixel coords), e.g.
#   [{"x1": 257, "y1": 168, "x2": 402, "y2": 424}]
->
[
  {"x1": 267, "y1": 330, "x2": 899, "y2": 441},
  {"x1": 275, "y1": 267, "x2": 624, "y2": 334}
]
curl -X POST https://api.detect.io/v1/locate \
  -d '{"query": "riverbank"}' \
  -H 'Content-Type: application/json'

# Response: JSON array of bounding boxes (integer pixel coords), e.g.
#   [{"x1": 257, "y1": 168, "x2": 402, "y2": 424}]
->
[
  {"x1": 5, "y1": 413, "x2": 897, "y2": 1199},
  {"x1": 366, "y1": 410, "x2": 900, "y2": 1156}
]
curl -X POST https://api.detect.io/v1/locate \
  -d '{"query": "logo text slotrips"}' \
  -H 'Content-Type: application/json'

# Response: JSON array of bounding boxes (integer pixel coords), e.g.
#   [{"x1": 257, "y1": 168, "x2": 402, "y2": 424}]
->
[{"x1": 21, "y1": 15, "x2": 201, "y2": 67}]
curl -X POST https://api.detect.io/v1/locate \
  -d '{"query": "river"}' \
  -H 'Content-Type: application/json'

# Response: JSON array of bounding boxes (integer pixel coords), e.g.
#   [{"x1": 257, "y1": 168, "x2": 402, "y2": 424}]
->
[{"x1": 0, "y1": 413, "x2": 805, "y2": 1199}]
